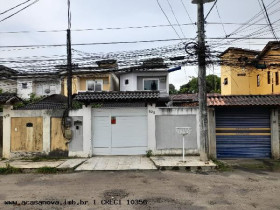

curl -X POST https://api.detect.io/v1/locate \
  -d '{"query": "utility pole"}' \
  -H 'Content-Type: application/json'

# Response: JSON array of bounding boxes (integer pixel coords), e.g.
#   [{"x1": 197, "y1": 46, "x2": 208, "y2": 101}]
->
[
  {"x1": 191, "y1": 0, "x2": 215, "y2": 161},
  {"x1": 67, "y1": 0, "x2": 72, "y2": 109}
]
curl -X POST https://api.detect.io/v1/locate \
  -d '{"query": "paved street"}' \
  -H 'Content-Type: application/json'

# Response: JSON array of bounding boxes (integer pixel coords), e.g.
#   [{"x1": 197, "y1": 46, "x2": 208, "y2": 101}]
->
[{"x1": 0, "y1": 169, "x2": 280, "y2": 210}]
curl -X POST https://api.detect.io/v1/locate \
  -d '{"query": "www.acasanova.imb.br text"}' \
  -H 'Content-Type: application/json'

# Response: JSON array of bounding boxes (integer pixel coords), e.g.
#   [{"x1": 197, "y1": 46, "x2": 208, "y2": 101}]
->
[{"x1": 4, "y1": 199, "x2": 148, "y2": 206}]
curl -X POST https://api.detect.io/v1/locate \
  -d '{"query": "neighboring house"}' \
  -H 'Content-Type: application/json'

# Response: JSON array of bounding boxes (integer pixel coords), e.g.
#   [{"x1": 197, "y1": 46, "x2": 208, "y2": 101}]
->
[
  {"x1": 0, "y1": 93, "x2": 21, "y2": 157},
  {"x1": 171, "y1": 94, "x2": 280, "y2": 160},
  {"x1": 2, "y1": 94, "x2": 68, "y2": 158},
  {"x1": 220, "y1": 41, "x2": 280, "y2": 95},
  {"x1": 117, "y1": 58, "x2": 170, "y2": 97},
  {"x1": 60, "y1": 60, "x2": 119, "y2": 96},
  {"x1": 16, "y1": 73, "x2": 62, "y2": 99},
  {"x1": 0, "y1": 65, "x2": 17, "y2": 93},
  {"x1": 0, "y1": 65, "x2": 62, "y2": 99}
]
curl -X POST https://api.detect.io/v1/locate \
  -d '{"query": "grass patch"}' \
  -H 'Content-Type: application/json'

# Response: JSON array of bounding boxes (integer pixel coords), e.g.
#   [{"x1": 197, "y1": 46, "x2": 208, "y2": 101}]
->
[
  {"x1": 0, "y1": 163, "x2": 22, "y2": 174},
  {"x1": 21, "y1": 156, "x2": 64, "y2": 162},
  {"x1": 239, "y1": 160, "x2": 280, "y2": 172},
  {"x1": 238, "y1": 163, "x2": 269, "y2": 170},
  {"x1": 146, "y1": 150, "x2": 153, "y2": 158},
  {"x1": 212, "y1": 159, "x2": 232, "y2": 172},
  {"x1": 36, "y1": 167, "x2": 58, "y2": 174}
]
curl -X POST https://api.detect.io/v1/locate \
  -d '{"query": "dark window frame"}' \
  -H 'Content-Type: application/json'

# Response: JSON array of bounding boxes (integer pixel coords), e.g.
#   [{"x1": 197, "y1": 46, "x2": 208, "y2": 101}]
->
[
  {"x1": 22, "y1": 83, "x2": 28, "y2": 89},
  {"x1": 223, "y1": 78, "x2": 228, "y2": 85},
  {"x1": 268, "y1": 71, "x2": 271, "y2": 84},
  {"x1": 276, "y1": 72, "x2": 279, "y2": 85}
]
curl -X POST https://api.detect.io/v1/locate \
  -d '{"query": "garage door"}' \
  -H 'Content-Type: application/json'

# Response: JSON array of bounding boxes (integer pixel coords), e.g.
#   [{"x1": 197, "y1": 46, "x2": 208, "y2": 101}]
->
[
  {"x1": 92, "y1": 108, "x2": 148, "y2": 155},
  {"x1": 216, "y1": 108, "x2": 271, "y2": 158}
]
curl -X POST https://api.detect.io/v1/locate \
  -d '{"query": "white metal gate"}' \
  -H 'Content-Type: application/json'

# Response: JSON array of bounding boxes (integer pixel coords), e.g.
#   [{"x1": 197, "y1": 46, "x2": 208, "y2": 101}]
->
[{"x1": 92, "y1": 108, "x2": 148, "y2": 155}]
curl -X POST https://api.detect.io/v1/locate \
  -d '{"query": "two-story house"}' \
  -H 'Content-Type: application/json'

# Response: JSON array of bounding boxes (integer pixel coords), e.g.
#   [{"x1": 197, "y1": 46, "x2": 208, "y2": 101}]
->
[
  {"x1": 220, "y1": 41, "x2": 280, "y2": 95},
  {"x1": 0, "y1": 65, "x2": 62, "y2": 99},
  {"x1": 117, "y1": 58, "x2": 169, "y2": 97},
  {"x1": 0, "y1": 65, "x2": 17, "y2": 93},
  {"x1": 71, "y1": 58, "x2": 171, "y2": 156},
  {"x1": 60, "y1": 60, "x2": 119, "y2": 96},
  {"x1": 16, "y1": 72, "x2": 62, "y2": 99}
]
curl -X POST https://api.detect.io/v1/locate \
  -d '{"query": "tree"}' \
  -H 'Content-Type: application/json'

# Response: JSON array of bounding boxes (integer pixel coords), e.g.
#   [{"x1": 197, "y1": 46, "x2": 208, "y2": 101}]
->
[
  {"x1": 179, "y1": 75, "x2": 221, "y2": 94},
  {"x1": 169, "y1": 84, "x2": 177, "y2": 94}
]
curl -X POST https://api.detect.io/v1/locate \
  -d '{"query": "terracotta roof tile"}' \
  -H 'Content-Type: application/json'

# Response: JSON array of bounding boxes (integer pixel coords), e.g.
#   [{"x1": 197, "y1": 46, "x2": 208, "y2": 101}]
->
[
  {"x1": 207, "y1": 95, "x2": 280, "y2": 106},
  {"x1": 17, "y1": 94, "x2": 67, "y2": 110},
  {"x1": 0, "y1": 93, "x2": 21, "y2": 105},
  {"x1": 171, "y1": 94, "x2": 280, "y2": 106},
  {"x1": 74, "y1": 91, "x2": 160, "y2": 102}
]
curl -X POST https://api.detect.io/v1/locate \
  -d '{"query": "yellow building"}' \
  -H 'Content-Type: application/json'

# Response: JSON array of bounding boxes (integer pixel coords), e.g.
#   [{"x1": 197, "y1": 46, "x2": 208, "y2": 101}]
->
[
  {"x1": 220, "y1": 41, "x2": 280, "y2": 95},
  {"x1": 61, "y1": 61, "x2": 119, "y2": 96},
  {"x1": 63, "y1": 73, "x2": 119, "y2": 96}
]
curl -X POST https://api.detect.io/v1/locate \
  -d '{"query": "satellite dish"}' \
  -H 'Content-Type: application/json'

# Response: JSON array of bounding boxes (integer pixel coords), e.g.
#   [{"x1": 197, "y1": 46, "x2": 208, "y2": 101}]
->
[{"x1": 45, "y1": 89, "x2": 50, "y2": 94}]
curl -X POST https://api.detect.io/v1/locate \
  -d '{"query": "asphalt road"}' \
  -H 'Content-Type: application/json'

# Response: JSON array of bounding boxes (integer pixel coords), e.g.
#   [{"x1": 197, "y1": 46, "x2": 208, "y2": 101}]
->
[{"x1": 0, "y1": 169, "x2": 279, "y2": 210}]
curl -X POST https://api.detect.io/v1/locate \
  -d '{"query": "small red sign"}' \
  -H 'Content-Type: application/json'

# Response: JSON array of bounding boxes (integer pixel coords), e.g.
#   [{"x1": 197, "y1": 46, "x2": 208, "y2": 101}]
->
[{"x1": 111, "y1": 116, "x2": 116, "y2": 124}]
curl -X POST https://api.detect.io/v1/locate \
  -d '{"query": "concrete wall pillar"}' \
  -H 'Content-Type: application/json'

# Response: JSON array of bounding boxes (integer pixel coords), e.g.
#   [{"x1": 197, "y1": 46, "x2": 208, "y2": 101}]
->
[
  {"x1": 69, "y1": 105, "x2": 92, "y2": 157},
  {"x1": 2, "y1": 105, "x2": 12, "y2": 158},
  {"x1": 147, "y1": 103, "x2": 156, "y2": 152},
  {"x1": 271, "y1": 109, "x2": 279, "y2": 159},
  {"x1": 208, "y1": 108, "x2": 216, "y2": 159},
  {"x1": 43, "y1": 114, "x2": 51, "y2": 153}
]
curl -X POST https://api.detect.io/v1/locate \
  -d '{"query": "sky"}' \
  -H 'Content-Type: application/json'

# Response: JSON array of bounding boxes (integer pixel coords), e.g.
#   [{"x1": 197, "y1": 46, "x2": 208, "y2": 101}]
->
[{"x1": 1, "y1": 0, "x2": 280, "y2": 89}]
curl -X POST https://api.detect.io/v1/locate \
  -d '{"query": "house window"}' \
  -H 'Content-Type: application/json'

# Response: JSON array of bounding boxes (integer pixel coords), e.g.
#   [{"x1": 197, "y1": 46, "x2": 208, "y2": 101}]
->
[
  {"x1": 95, "y1": 83, "x2": 102, "y2": 91},
  {"x1": 87, "y1": 81, "x2": 95, "y2": 91},
  {"x1": 125, "y1": 79, "x2": 129, "y2": 85},
  {"x1": 50, "y1": 85, "x2": 56, "y2": 94},
  {"x1": 257, "y1": 75, "x2": 260, "y2": 87},
  {"x1": 268, "y1": 71, "x2": 271, "y2": 84},
  {"x1": 86, "y1": 80, "x2": 103, "y2": 92},
  {"x1": 223, "y1": 78, "x2": 228, "y2": 85},
  {"x1": 144, "y1": 79, "x2": 159, "y2": 90},
  {"x1": 22, "y1": 83, "x2": 27, "y2": 89},
  {"x1": 276, "y1": 72, "x2": 279, "y2": 85}
]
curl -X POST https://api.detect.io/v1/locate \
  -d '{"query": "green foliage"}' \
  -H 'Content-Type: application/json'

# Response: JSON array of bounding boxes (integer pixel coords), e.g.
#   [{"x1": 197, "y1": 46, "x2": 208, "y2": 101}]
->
[
  {"x1": 169, "y1": 84, "x2": 177, "y2": 94},
  {"x1": 0, "y1": 163, "x2": 23, "y2": 174},
  {"x1": 28, "y1": 93, "x2": 43, "y2": 103},
  {"x1": 36, "y1": 167, "x2": 58, "y2": 174},
  {"x1": 72, "y1": 100, "x2": 84, "y2": 110},
  {"x1": 179, "y1": 75, "x2": 221, "y2": 94},
  {"x1": 146, "y1": 150, "x2": 153, "y2": 158},
  {"x1": 13, "y1": 102, "x2": 25, "y2": 109},
  {"x1": 91, "y1": 103, "x2": 103, "y2": 108},
  {"x1": 0, "y1": 89, "x2": 3, "y2": 112},
  {"x1": 21, "y1": 156, "x2": 63, "y2": 162},
  {"x1": 212, "y1": 159, "x2": 232, "y2": 172},
  {"x1": 13, "y1": 93, "x2": 43, "y2": 109}
]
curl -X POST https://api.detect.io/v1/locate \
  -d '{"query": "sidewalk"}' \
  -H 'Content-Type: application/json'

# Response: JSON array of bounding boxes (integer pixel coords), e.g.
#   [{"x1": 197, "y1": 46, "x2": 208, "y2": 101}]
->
[
  {"x1": 0, "y1": 158, "x2": 86, "y2": 170},
  {"x1": 0, "y1": 156, "x2": 216, "y2": 171},
  {"x1": 150, "y1": 156, "x2": 216, "y2": 171},
  {"x1": 75, "y1": 156, "x2": 157, "y2": 171}
]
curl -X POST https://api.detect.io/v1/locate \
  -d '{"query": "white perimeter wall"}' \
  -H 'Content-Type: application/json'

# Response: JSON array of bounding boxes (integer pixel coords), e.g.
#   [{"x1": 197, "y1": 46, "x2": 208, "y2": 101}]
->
[{"x1": 69, "y1": 106, "x2": 92, "y2": 157}]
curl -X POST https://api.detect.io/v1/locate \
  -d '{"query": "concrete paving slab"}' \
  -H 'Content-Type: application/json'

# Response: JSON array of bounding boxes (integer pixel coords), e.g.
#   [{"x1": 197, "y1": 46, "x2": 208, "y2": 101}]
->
[
  {"x1": 0, "y1": 160, "x2": 8, "y2": 168},
  {"x1": 150, "y1": 156, "x2": 216, "y2": 171},
  {"x1": 75, "y1": 156, "x2": 157, "y2": 171},
  {"x1": 8, "y1": 161, "x2": 65, "y2": 169},
  {"x1": 57, "y1": 159, "x2": 87, "y2": 169},
  {"x1": 75, "y1": 157, "x2": 99, "y2": 170}
]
